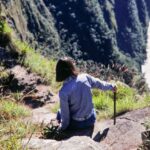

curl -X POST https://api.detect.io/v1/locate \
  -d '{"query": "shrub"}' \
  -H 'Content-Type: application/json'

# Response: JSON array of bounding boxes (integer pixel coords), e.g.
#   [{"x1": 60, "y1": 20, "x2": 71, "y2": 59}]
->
[
  {"x1": 0, "y1": 67, "x2": 10, "y2": 85},
  {"x1": 93, "y1": 82, "x2": 150, "y2": 120},
  {"x1": 0, "y1": 16, "x2": 12, "y2": 47},
  {"x1": 0, "y1": 32, "x2": 11, "y2": 47},
  {"x1": 14, "y1": 41, "x2": 57, "y2": 83}
]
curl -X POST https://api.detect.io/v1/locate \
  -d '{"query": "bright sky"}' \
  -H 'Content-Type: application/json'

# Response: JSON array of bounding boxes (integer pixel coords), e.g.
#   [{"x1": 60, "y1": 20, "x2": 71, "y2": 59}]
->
[{"x1": 142, "y1": 22, "x2": 150, "y2": 88}]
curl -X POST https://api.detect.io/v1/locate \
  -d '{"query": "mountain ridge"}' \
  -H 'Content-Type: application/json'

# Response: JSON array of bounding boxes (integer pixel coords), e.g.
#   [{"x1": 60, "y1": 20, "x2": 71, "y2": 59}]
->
[{"x1": 1, "y1": 0, "x2": 150, "y2": 70}]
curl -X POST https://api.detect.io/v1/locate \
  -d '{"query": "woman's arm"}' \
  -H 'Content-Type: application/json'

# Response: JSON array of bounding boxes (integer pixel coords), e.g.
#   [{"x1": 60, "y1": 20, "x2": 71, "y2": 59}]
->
[
  {"x1": 86, "y1": 74, "x2": 116, "y2": 91},
  {"x1": 59, "y1": 91, "x2": 70, "y2": 130}
]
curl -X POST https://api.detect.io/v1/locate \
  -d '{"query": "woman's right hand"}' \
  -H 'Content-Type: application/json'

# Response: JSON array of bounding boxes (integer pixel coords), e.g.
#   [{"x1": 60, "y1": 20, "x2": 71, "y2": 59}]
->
[{"x1": 113, "y1": 85, "x2": 117, "y2": 92}]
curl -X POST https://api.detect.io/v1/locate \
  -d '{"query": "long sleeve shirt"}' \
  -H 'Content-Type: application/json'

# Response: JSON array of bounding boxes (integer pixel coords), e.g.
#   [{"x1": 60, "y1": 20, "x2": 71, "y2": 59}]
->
[{"x1": 59, "y1": 73, "x2": 115, "y2": 130}]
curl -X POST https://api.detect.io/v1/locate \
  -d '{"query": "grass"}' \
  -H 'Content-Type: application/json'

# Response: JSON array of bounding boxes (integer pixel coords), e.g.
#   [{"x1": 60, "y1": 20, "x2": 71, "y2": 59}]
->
[
  {"x1": 1, "y1": 17, "x2": 61, "y2": 91},
  {"x1": 51, "y1": 81, "x2": 150, "y2": 120},
  {"x1": 0, "y1": 96, "x2": 44, "y2": 150},
  {"x1": 139, "y1": 120, "x2": 150, "y2": 150},
  {"x1": 0, "y1": 18, "x2": 12, "y2": 33},
  {"x1": 0, "y1": 18, "x2": 12, "y2": 47},
  {"x1": 144, "y1": 120, "x2": 150, "y2": 130},
  {"x1": 93, "y1": 82, "x2": 150, "y2": 120},
  {"x1": 0, "y1": 119, "x2": 43, "y2": 150},
  {"x1": 0, "y1": 19, "x2": 59, "y2": 148},
  {"x1": 0, "y1": 66, "x2": 9, "y2": 85},
  {"x1": 0, "y1": 69, "x2": 9, "y2": 79},
  {"x1": 2, "y1": 20, "x2": 150, "y2": 121},
  {"x1": 2, "y1": 20, "x2": 12, "y2": 33},
  {"x1": 10, "y1": 91, "x2": 24, "y2": 103},
  {"x1": 0, "y1": 97, "x2": 28, "y2": 149},
  {"x1": 1, "y1": 17, "x2": 60, "y2": 91},
  {"x1": 13, "y1": 40, "x2": 61, "y2": 92},
  {"x1": 51, "y1": 102, "x2": 60, "y2": 113},
  {"x1": 1, "y1": 13, "x2": 150, "y2": 147},
  {"x1": 0, "y1": 99, "x2": 29, "y2": 121}
]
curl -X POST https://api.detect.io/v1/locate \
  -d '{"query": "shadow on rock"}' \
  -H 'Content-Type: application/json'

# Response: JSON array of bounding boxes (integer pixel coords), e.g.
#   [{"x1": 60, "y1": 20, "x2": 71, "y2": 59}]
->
[
  {"x1": 23, "y1": 96, "x2": 45, "y2": 108},
  {"x1": 93, "y1": 128, "x2": 109, "y2": 142},
  {"x1": 42, "y1": 121, "x2": 95, "y2": 141}
]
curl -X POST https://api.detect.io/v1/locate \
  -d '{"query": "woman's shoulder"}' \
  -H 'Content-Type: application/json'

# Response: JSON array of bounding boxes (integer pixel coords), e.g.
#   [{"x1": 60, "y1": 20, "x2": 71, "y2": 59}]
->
[
  {"x1": 60, "y1": 76, "x2": 77, "y2": 94},
  {"x1": 78, "y1": 73, "x2": 93, "y2": 79},
  {"x1": 78, "y1": 73, "x2": 88, "y2": 78},
  {"x1": 77, "y1": 73, "x2": 90, "y2": 82}
]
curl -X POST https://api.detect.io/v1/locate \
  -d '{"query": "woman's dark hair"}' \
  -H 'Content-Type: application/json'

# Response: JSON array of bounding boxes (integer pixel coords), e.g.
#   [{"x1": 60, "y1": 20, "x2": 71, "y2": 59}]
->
[{"x1": 56, "y1": 58, "x2": 78, "y2": 82}]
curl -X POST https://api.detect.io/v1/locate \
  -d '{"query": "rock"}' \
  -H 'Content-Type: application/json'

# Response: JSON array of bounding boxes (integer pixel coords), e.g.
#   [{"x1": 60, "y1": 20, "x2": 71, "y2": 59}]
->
[
  {"x1": 8, "y1": 65, "x2": 53, "y2": 104},
  {"x1": 35, "y1": 85, "x2": 53, "y2": 103},
  {"x1": 96, "y1": 107, "x2": 150, "y2": 150},
  {"x1": 24, "y1": 104, "x2": 56, "y2": 124},
  {"x1": 23, "y1": 107, "x2": 150, "y2": 150},
  {"x1": 1, "y1": 0, "x2": 60, "y2": 52},
  {"x1": 141, "y1": 130, "x2": 150, "y2": 149},
  {"x1": 22, "y1": 136, "x2": 106, "y2": 150},
  {"x1": 10, "y1": 65, "x2": 43, "y2": 92}
]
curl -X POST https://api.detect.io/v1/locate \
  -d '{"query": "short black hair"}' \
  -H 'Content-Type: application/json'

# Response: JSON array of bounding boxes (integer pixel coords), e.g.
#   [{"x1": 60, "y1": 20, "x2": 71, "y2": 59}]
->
[{"x1": 56, "y1": 58, "x2": 78, "y2": 82}]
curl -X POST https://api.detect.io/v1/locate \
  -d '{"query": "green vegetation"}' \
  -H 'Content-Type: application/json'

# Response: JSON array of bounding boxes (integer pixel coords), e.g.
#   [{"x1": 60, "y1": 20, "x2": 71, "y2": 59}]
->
[
  {"x1": 51, "y1": 102, "x2": 60, "y2": 113},
  {"x1": 0, "y1": 13, "x2": 12, "y2": 47},
  {"x1": 0, "y1": 17, "x2": 58, "y2": 149},
  {"x1": 0, "y1": 97, "x2": 28, "y2": 149},
  {"x1": 0, "y1": 66, "x2": 9, "y2": 85},
  {"x1": 139, "y1": 120, "x2": 150, "y2": 150},
  {"x1": 0, "y1": 93, "x2": 43, "y2": 149},
  {"x1": 93, "y1": 82, "x2": 150, "y2": 120},
  {"x1": 144, "y1": 120, "x2": 150, "y2": 130},
  {"x1": 46, "y1": 0, "x2": 148, "y2": 70},
  {"x1": 0, "y1": 118, "x2": 43, "y2": 150},
  {"x1": 1, "y1": 16, "x2": 150, "y2": 120},
  {"x1": 0, "y1": 18, "x2": 12, "y2": 34},
  {"x1": 0, "y1": 65, "x2": 41, "y2": 149},
  {"x1": 0, "y1": 99, "x2": 29, "y2": 121},
  {"x1": 14, "y1": 41, "x2": 57, "y2": 85},
  {"x1": 1, "y1": 12, "x2": 59, "y2": 90},
  {"x1": 13, "y1": 40, "x2": 62, "y2": 91},
  {"x1": 0, "y1": 6, "x2": 150, "y2": 148},
  {"x1": 51, "y1": 81, "x2": 150, "y2": 120},
  {"x1": 10, "y1": 91, "x2": 24, "y2": 103}
]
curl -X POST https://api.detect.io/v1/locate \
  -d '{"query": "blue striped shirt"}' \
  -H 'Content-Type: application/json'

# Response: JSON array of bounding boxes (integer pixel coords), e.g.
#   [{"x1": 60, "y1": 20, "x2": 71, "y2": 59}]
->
[{"x1": 59, "y1": 73, "x2": 115, "y2": 130}]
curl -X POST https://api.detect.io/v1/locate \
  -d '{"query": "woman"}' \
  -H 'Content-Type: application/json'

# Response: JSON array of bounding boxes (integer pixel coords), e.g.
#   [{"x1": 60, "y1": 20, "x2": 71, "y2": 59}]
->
[{"x1": 56, "y1": 58, "x2": 116, "y2": 131}]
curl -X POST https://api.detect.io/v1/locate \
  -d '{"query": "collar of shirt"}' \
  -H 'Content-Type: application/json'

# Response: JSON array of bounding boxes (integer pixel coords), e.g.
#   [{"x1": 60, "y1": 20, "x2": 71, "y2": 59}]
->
[{"x1": 64, "y1": 76, "x2": 76, "y2": 85}]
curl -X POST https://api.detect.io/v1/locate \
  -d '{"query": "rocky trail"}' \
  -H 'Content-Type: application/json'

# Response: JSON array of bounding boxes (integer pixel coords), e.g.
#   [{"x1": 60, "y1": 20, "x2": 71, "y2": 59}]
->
[
  {"x1": 9, "y1": 65, "x2": 55, "y2": 105},
  {"x1": 0, "y1": 47, "x2": 150, "y2": 150},
  {"x1": 22, "y1": 107, "x2": 150, "y2": 150},
  {"x1": 0, "y1": 47, "x2": 55, "y2": 105},
  {"x1": 7, "y1": 67, "x2": 150, "y2": 149}
]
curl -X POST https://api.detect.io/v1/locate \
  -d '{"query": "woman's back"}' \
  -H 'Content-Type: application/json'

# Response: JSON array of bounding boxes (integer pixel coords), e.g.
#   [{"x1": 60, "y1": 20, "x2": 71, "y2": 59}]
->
[
  {"x1": 59, "y1": 73, "x2": 94, "y2": 120},
  {"x1": 56, "y1": 58, "x2": 115, "y2": 130}
]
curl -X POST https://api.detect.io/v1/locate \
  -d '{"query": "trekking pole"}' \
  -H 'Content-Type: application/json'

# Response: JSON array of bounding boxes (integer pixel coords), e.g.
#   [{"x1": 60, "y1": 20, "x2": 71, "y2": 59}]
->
[{"x1": 113, "y1": 91, "x2": 116, "y2": 125}]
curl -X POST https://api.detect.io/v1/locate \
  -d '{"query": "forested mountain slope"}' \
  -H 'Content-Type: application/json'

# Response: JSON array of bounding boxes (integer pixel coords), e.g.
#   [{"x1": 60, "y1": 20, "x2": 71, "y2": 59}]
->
[{"x1": 1, "y1": 0, "x2": 150, "y2": 70}]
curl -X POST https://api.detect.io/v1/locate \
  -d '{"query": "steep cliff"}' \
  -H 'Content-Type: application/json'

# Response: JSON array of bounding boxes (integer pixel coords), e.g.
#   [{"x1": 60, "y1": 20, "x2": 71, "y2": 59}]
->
[{"x1": 1, "y1": 0, "x2": 150, "y2": 70}]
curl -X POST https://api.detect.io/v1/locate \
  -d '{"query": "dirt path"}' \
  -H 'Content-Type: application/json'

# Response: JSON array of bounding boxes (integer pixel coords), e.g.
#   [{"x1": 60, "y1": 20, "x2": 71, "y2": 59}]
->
[
  {"x1": 24, "y1": 94, "x2": 59, "y2": 125},
  {"x1": 8, "y1": 65, "x2": 59, "y2": 125},
  {"x1": 0, "y1": 46, "x2": 59, "y2": 132}
]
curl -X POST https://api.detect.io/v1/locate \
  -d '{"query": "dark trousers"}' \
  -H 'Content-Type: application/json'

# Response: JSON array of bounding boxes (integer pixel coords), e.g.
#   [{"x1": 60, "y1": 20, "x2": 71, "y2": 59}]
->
[{"x1": 56, "y1": 109, "x2": 96, "y2": 130}]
